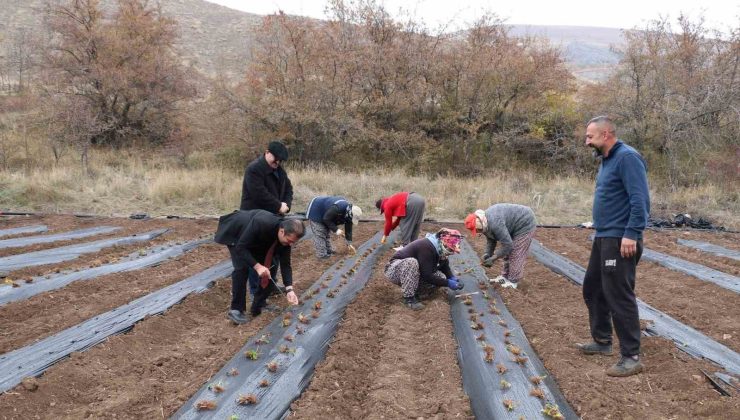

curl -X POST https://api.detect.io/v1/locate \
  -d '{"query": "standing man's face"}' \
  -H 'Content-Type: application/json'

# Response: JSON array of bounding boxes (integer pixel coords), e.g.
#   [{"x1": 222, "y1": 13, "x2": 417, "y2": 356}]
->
[
  {"x1": 278, "y1": 228, "x2": 299, "y2": 246},
  {"x1": 265, "y1": 151, "x2": 282, "y2": 169},
  {"x1": 585, "y1": 123, "x2": 608, "y2": 156}
]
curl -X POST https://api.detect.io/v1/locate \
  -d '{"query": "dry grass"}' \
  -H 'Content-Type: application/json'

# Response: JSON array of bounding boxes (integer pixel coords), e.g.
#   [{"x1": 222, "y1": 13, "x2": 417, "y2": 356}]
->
[{"x1": 0, "y1": 150, "x2": 737, "y2": 228}]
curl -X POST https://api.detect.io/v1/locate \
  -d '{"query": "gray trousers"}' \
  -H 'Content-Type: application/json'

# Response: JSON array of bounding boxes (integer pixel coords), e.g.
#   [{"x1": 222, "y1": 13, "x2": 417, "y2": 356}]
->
[
  {"x1": 399, "y1": 193, "x2": 425, "y2": 245},
  {"x1": 309, "y1": 220, "x2": 334, "y2": 257}
]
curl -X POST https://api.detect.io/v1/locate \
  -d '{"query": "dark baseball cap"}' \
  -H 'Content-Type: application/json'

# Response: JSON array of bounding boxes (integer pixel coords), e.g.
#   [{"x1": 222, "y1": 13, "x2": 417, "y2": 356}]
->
[{"x1": 268, "y1": 141, "x2": 289, "y2": 161}]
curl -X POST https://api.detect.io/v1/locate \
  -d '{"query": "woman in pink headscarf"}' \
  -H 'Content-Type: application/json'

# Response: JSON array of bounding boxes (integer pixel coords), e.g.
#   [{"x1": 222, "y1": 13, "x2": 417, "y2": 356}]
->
[{"x1": 384, "y1": 228, "x2": 464, "y2": 310}]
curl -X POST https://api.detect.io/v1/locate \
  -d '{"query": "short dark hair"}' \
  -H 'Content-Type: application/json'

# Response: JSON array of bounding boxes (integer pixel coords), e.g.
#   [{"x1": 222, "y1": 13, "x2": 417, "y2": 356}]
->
[
  {"x1": 375, "y1": 198, "x2": 383, "y2": 213},
  {"x1": 586, "y1": 116, "x2": 616, "y2": 134},
  {"x1": 280, "y1": 218, "x2": 305, "y2": 238}
]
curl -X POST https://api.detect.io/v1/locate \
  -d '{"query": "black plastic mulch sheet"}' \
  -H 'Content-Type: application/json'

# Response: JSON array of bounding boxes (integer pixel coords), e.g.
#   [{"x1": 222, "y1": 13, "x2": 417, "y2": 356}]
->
[
  {"x1": 0, "y1": 229, "x2": 168, "y2": 273},
  {"x1": 0, "y1": 225, "x2": 48, "y2": 238},
  {"x1": 172, "y1": 233, "x2": 386, "y2": 420},
  {"x1": 677, "y1": 239, "x2": 740, "y2": 262},
  {"x1": 446, "y1": 240, "x2": 576, "y2": 420},
  {"x1": 641, "y1": 248, "x2": 739, "y2": 294},
  {"x1": 0, "y1": 226, "x2": 120, "y2": 249},
  {"x1": 530, "y1": 240, "x2": 740, "y2": 378},
  {"x1": 0, "y1": 239, "x2": 210, "y2": 306},
  {"x1": 0, "y1": 260, "x2": 233, "y2": 394}
]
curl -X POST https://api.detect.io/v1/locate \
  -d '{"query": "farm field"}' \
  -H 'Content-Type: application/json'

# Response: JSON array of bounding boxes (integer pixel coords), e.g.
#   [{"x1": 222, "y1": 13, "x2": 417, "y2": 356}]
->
[{"x1": 0, "y1": 214, "x2": 737, "y2": 419}]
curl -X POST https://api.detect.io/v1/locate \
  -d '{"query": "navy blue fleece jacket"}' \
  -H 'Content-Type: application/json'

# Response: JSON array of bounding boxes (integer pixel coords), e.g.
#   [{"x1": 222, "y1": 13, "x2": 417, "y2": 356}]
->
[{"x1": 592, "y1": 141, "x2": 650, "y2": 240}]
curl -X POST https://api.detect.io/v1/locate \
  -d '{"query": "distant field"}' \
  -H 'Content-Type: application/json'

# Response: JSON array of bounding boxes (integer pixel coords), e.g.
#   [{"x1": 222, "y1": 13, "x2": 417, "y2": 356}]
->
[{"x1": 0, "y1": 152, "x2": 736, "y2": 228}]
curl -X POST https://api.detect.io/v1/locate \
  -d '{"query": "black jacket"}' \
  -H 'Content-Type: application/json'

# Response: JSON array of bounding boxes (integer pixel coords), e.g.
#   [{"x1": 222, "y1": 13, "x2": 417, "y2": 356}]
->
[
  {"x1": 240, "y1": 155, "x2": 294, "y2": 214},
  {"x1": 389, "y1": 237, "x2": 452, "y2": 287},
  {"x1": 214, "y1": 210, "x2": 293, "y2": 286}
]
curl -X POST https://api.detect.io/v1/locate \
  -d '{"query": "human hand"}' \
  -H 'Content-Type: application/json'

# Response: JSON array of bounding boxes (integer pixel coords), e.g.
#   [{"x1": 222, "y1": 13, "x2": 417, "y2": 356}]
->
[
  {"x1": 254, "y1": 263, "x2": 271, "y2": 279},
  {"x1": 335, "y1": 229, "x2": 344, "y2": 237},
  {"x1": 621, "y1": 237, "x2": 637, "y2": 258},
  {"x1": 347, "y1": 244, "x2": 356, "y2": 255},
  {"x1": 381, "y1": 235, "x2": 387, "y2": 244},
  {"x1": 279, "y1": 202, "x2": 289, "y2": 214},
  {"x1": 482, "y1": 257, "x2": 494, "y2": 267},
  {"x1": 447, "y1": 278, "x2": 464, "y2": 290},
  {"x1": 286, "y1": 290, "x2": 298, "y2": 305}
]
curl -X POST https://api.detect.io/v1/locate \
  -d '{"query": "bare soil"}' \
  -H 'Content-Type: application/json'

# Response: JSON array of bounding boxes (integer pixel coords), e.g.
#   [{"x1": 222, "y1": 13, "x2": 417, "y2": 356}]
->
[
  {"x1": 1, "y1": 217, "x2": 737, "y2": 419},
  {"x1": 289, "y1": 249, "x2": 472, "y2": 419},
  {"x1": 536, "y1": 227, "x2": 740, "y2": 352},
  {"x1": 0, "y1": 219, "x2": 379, "y2": 419},
  {"x1": 467, "y1": 231, "x2": 740, "y2": 419}
]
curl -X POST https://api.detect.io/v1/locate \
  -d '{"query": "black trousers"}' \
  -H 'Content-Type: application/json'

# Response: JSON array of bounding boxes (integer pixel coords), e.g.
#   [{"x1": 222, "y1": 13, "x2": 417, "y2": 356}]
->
[
  {"x1": 228, "y1": 246, "x2": 277, "y2": 314},
  {"x1": 583, "y1": 237, "x2": 643, "y2": 357}
]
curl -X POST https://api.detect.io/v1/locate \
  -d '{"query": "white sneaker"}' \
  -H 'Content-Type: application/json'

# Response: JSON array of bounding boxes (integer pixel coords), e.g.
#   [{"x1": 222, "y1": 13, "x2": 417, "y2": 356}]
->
[
  {"x1": 393, "y1": 245, "x2": 404, "y2": 251},
  {"x1": 501, "y1": 279, "x2": 519, "y2": 289},
  {"x1": 490, "y1": 275, "x2": 506, "y2": 284}
]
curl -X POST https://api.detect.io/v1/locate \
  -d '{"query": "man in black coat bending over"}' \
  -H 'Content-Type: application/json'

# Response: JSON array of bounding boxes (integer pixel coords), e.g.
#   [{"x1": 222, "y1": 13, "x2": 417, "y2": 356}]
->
[
  {"x1": 240, "y1": 141, "x2": 294, "y2": 215},
  {"x1": 215, "y1": 210, "x2": 304, "y2": 324}
]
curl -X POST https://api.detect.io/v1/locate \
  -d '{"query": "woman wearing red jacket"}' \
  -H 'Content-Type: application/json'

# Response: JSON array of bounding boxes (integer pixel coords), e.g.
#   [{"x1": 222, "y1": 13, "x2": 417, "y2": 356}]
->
[{"x1": 375, "y1": 191, "x2": 426, "y2": 247}]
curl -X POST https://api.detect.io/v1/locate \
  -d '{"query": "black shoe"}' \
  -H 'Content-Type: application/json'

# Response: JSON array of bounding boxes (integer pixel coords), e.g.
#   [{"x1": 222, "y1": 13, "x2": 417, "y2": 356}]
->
[
  {"x1": 576, "y1": 341, "x2": 613, "y2": 355},
  {"x1": 227, "y1": 310, "x2": 249, "y2": 324},
  {"x1": 403, "y1": 296, "x2": 424, "y2": 310},
  {"x1": 606, "y1": 356, "x2": 644, "y2": 377}
]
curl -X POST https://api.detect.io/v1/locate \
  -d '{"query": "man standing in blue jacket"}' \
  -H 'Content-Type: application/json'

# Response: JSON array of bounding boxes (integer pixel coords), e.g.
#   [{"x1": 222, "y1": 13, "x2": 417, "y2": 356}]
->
[{"x1": 577, "y1": 116, "x2": 650, "y2": 377}]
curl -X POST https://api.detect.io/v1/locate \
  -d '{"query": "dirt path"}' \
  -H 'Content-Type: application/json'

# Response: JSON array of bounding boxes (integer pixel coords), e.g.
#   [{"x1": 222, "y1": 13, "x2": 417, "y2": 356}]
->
[
  {"x1": 289, "y1": 250, "x2": 472, "y2": 419},
  {"x1": 467, "y1": 234, "x2": 739, "y2": 419},
  {"x1": 643, "y1": 230, "x2": 740, "y2": 275},
  {"x1": 0, "y1": 222, "x2": 379, "y2": 419},
  {"x1": 536, "y1": 228, "x2": 740, "y2": 352}
]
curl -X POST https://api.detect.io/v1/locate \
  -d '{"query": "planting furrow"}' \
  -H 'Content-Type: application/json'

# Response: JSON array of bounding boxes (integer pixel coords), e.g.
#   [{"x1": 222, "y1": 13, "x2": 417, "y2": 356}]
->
[
  {"x1": 0, "y1": 225, "x2": 48, "y2": 238},
  {"x1": 447, "y1": 239, "x2": 576, "y2": 420},
  {"x1": 0, "y1": 228, "x2": 168, "y2": 272},
  {"x1": 0, "y1": 226, "x2": 120, "y2": 249},
  {"x1": 0, "y1": 260, "x2": 232, "y2": 394},
  {"x1": 172, "y1": 233, "x2": 385, "y2": 419},
  {"x1": 530, "y1": 239, "x2": 740, "y2": 379},
  {"x1": 0, "y1": 238, "x2": 210, "y2": 306},
  {"x1": 677, "y1": 239, "x2": 740, "y2": 262}
]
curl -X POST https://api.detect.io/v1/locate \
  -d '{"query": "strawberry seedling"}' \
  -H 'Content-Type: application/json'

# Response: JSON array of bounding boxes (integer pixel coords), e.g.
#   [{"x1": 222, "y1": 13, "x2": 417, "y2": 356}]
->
[
  {"x1": 496, "y1": 363, "x2": 508, "y2": 374},
  {"x1": 284, "y1": 334, "x2": 294, "y2": 342},
  {"x1": 227, "y1": 368, "x2": 239, "y2": 376},
  {"x1": 195, "y1": 400, "x2": 217, "y2": 411},
  {"x1": 266, "y1": 361, "x2": 278, "y2": 373},
  {"x1": 502, "y1": 399, "x2": 516, "y2": 411},
  {"x1": 542, "y1": 403, "x2": 564, "y2": 419},
  {"x1": 530, "y1": 387, "x2": 545, "y2": 399},
  {"x1": 530, "y1": 375, "x2": 546, "y2": 385},
  {"x1": 236, "y1": 394, "x2": 258, "y2": 405},
  {"x1": 245, "y1": 349, "x2": 260, "y2": 360},
  {"x1": 500, "y1": 379, "x2": 511, "y2": 390},
  {"x1": 208, "y1": 382, "x2": 225, "y2": 393},
  {"x1": 255, "y1": 334, "x2": 270, "y2": 345},
  {"x1": 259, "y1": 379, "x2": 269, "y2": 388}
]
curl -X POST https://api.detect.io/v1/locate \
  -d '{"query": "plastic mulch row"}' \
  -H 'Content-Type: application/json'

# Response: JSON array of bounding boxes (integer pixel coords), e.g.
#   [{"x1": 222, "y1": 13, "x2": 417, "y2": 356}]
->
[
  {"x1": 585, "y1": 234, "x2": 739, "y2": 294},
  {"x1": 0, "y1": 225, "x2": 48, "y2": 238},
  {"x1": 0, "y1": 260, "x2": 234, "y2": 394},
  {"x1": 172, "y1": 232, "x2": 387, "y2": 419},
  {"x1": 447, "y1": 239, "x2": 576, "y2": 420},
  {"x1": 0, "y1": 239, "x2": 210, "y2": 306},
  {"x1": 0, "y1": 226, "x2": 121, "y2": 249},
  {"x1": 530, "y1": 239, "x2": 740, "y2": 380},
  {"x1": 676, "y1": 238, "x2": 740, "y2": 262},
  {"x1": 641, "y1": 248, "x2": 740, "y2": 294},
  {"x1": 0, "y1": 228, "x2": 169, "y2": 273}
]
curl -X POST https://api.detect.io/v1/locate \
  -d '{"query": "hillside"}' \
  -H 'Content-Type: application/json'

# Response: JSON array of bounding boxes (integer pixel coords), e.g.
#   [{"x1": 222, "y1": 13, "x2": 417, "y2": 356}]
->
[
  {"x1": 1, "y1": 0, "x2": 624, "y2": 82},
  {"x1": 0, "y1": 0, "x2": 262, "y2": 78}
]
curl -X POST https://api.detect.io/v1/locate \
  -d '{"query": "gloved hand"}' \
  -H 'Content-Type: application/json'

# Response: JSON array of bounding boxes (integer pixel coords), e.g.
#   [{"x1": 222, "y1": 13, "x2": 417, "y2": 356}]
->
[
  {"x1": 447, "y1": 278, "x2": 464, "y2": 290},
  {"x1": 482, "y1": 257, "x2": 495, "y2": 267},
  {"x1": 347, "y1": 243, "x2": 356, "y2": 255},
  {"x1": 381, "y1": 235, "x2": 387, "y2": 244},
  {"x1": 482, "y1": 253, "x2": 491, "y2": 261},
  {"x1": 335, "y1": 229, "x2": 344, "y2": 237}
]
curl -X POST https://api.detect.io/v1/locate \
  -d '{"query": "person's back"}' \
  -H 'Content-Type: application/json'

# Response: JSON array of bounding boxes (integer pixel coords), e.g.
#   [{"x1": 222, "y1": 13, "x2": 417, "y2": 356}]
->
[{"x1": 485, "y1": 204, "x2": 536, "y2": 239}]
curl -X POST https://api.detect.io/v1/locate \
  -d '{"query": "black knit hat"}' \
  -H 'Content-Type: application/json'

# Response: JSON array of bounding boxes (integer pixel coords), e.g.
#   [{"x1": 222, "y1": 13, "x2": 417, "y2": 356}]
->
[{"x1": 268, "y1": 141, "x2": 289, "y2": 161}]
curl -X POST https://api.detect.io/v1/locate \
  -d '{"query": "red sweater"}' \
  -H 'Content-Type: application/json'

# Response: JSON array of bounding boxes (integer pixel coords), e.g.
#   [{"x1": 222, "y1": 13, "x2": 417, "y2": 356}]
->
[{"x1": 381, "y1": 192, "x2": 409, "y2": 236}]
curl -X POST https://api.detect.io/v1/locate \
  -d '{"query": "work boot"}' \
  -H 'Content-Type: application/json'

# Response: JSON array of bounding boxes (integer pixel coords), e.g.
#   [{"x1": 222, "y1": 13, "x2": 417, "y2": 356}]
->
[
  {"x1": 500, "y1": 279, "x2": 519, "y2": 289},
  {"x1": 606, "y1": 356, "x2": 644, "y2": 377},
  {"x1": 403, "y1": 296, "x2": 424, "y2": 310},
  {"x1": 576, "y1": 341, "x2": 613, "y2": 355},
  {"x1": 227, "y1": 310, "x2": 249, "y2": 324}
]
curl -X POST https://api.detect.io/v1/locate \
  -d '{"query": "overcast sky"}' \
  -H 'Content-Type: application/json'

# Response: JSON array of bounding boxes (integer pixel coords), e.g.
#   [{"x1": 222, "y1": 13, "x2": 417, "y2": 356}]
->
[{"x1": 206, "y1": 0, "x2": 737, "y2": 32}]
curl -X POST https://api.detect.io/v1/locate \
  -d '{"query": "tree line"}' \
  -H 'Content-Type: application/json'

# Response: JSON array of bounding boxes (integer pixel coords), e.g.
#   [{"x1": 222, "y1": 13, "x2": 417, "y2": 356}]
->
[{"x1": 0, "y1": 0, "x2": 737, "y2": 186}]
